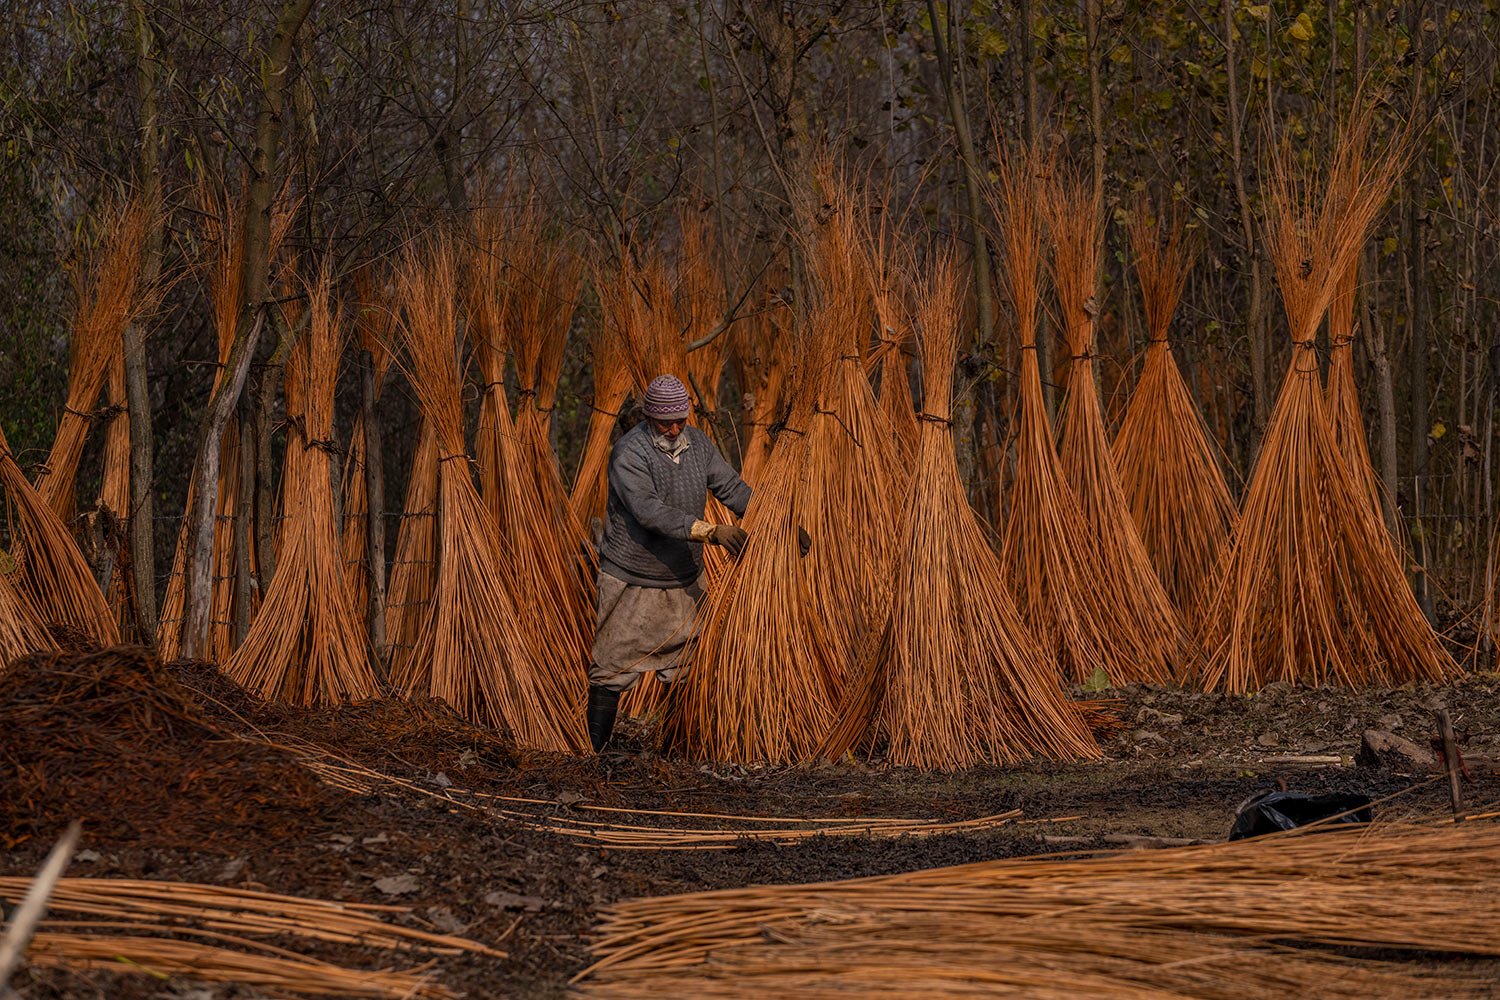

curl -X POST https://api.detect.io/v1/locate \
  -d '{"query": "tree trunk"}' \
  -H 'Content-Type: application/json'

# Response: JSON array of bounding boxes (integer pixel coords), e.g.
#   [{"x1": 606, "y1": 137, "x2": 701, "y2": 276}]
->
[
  {"x1": 927, "y1": 0, "x2": 997, "y2": 502},
  {"x1": 182, "y1": 0, "x2": 316, "y2": 660},
  {"x1": 1085, "y1": 0, "x2": 1106, "y2": 204},
  {"x1": 1221, "y1": 0, "x2": 1267, "y2": 440},
  {"x1": 1016, "y1": 0, "x2": 1053, "y2": 420},
  {"x1": 1408, "y1": 186, "x2": 1433, "y2": 619},
  {"x1": 1363, "y1": 260, "x2": 1400, "y2": 534},
  {"x1": 255, "y1": 360, "x2": 279, "y2": 587},
  {"x1": 361, "y1": 350, "x2": 387, "y2": 670},
  {"x1": 234, "y1": 395, "x2": 255, "y2": 645},
  {"x1": 127, "y1": 0, "x2": 161, "y2": 637}
]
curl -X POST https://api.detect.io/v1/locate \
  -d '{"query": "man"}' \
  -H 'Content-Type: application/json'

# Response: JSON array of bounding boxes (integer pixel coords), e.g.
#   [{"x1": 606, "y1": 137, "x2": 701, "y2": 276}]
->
[{"x1": 586, "y1": 373, "x2": 752, "y2": 752}]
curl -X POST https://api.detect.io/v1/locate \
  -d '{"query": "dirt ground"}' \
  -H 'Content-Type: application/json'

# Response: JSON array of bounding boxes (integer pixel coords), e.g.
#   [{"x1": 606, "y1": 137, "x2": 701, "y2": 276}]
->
[{"x1": 4, "y1": 648, "x2": 1499, "y2": 999}]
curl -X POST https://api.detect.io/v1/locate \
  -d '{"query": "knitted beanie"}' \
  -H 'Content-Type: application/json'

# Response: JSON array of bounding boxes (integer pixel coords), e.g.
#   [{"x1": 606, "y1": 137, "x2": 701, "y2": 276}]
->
[{"x1": 643, "y1": 374, "x2": 692, "y2": 420}]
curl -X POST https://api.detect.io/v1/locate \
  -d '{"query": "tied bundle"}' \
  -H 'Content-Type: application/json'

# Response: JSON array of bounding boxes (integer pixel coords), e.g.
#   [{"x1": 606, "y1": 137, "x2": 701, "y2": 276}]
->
[
  {"x1": 0, "y1": 422, "x2": 117, "y2": 646},
  {"x1": 1111, "y1": 201, "x2": 1239, "y2": 614},
  {"x1": 862, "y1": 220, "x2": 919, "y2": 476},
  {"x1": 396, "y1": 234, "x2": 587, "y2": 753},
  {"x1": 659, "y1": 238, "x2": 848, "y2": 765},
  {"x1": 36, "y1": 194, "x2": 164, "y2": 525},
  {"x1": 222, "y1": 269, "x2": 377, "y2": 705},
  {"x1": 1197, "y1": 106, "x2": 1451, "y2": 691},
  {"x1": 500, "y1": 198, "x2": 594, "y2": 650},
  {"x1": 1045, "y1": 167, "x2": 1185, "y2": 683},
  {"x1": 795, "y1": 166, "x2": 900, "y2": 688},
  {"x1": 821, "y1": 250, "x2": 1101, "y2": 771},
  {"x1": 464, "y1": 201, "x2": 589, "y2": 708},
  {"x1": 990, "y1": 152, "x2": 1139, "y2": 686}
]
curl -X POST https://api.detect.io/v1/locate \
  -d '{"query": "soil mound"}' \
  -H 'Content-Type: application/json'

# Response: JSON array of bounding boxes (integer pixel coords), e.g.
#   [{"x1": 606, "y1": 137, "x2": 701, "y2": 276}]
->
[{"x1": 0, "y1": 646, "x2": 341, "y2": 850}]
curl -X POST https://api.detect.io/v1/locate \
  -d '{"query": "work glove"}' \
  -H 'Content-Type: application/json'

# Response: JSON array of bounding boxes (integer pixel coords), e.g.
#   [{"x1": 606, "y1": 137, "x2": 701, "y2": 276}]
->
[
  {"x1": 692, "y1": 519, "x2": 749, "y2": 557},
  {"x1": 710, "y1": 524, "x2": 749, "y2": 556},
  {"x1": 798, "y1": 527, "x2": 812, "y2": 558}
]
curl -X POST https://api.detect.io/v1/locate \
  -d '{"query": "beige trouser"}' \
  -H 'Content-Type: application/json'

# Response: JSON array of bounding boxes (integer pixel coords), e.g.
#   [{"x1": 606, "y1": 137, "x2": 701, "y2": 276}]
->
[{"x1": 588, "y1": 572, "x2": 704, "y2": 692}]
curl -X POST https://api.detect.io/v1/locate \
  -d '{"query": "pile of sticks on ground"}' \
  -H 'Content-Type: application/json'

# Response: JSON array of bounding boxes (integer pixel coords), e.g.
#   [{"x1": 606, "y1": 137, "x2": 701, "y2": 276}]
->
[
  {"x1": 274, "y1": 733, "x2": 1061, "y2": 849},
  {"x1": 2, "y1": 876, "x2": 503, "y2": 998},
  {"x1": 575, "y1": 818, "x2": 1500, "y2": 998}
]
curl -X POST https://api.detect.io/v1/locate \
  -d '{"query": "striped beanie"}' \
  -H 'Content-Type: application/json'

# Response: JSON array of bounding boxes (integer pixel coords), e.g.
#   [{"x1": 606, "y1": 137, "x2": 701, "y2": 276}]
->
[{"x1": 643, "y1": 374, "x2": 692, "y2": 420}]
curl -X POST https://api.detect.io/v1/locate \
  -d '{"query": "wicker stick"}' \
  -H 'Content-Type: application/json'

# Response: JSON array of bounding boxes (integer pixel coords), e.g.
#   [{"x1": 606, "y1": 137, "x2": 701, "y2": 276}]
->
[
  {"x1": 822, "y1": 249, "x2": 1102, "y2": 770},
  {"x1": 989, "y1": 151, "x2": 1144, "y2": 686},
  {"x1": 1112, "y1": 200, "x2": 1239, "y2": 615},
  {"x1": 1197, "y1": 106, "x2": 1451, "y2": 691},
  {"x1": 577, "y1": 819, "x2": 1500, "y2": 998},
  {"x1": 397, "y1": 233, "x2": 587, "y2": 752},
  {"x1": 222, "y1": 269, "x2": 378, "y2": 704},
  {"x1": 0, "y1": 422, "x2": 118, "y2": 645},
  {"x1": 36, "y1": 195, "x2": 163, "y2": 525},
  {"x1": 1044, "y1": 166, "x2": 1186, "y2": 683}
]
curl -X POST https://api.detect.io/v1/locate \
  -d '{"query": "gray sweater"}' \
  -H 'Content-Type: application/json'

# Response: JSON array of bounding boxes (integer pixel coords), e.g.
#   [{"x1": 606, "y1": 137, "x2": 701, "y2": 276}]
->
[{"x1": 599, "y1": 423, "x2": 753, "y2": 588}]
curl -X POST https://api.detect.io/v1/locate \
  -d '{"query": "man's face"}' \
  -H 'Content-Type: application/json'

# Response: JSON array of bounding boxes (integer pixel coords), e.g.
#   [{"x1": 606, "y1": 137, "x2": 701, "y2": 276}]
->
[{"x1": 649, "y1": 416, "x2": 687, "y2": 441}]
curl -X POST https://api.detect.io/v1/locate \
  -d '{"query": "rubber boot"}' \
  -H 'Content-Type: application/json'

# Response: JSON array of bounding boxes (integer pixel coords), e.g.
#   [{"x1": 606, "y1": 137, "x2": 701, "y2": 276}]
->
[{"x1": 587, "y1": 684, "x2": 621, "y2": 753}]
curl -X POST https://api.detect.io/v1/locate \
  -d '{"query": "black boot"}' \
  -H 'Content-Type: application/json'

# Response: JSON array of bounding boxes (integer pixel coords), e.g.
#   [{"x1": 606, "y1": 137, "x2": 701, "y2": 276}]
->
[{"x1": 587, "y1": 684, "x2": 621, "y2": 753}]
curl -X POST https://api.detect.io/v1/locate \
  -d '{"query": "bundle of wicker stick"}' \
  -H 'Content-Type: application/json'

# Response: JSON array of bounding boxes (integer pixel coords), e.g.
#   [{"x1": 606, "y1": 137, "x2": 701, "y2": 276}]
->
[
  {"x1": 0, "y1": 422, "x2": 117, "y2": 647},
  {"x1": 989, "y1": 151, "x2": 1141, "y2": 687},
  {"x1": 821, "y1": 250, "x2": 1101, "y2": 770},
  {"x1": 394, "y1": 234, "x2": 586, "y2": 752},
  {"x1": 1112, "y1": 200, "x2": 1239, "y2": 614},
  {"x1": 794, "y1": 167, "x2": 901, "y2": 689},
  {"x1": 3, "y1": 875, "x2": 502, "y2": 999},
  {"x1": 34, "y1": 194, "x2": 164, "y2": 526},
  {"x1": 222, "y1": 269, "x2": 377, "y2": 704},
  {"x1": 1044, "y1": 167, "x2": 1186, "y2": 682},
  {"x1": 576, "y1": 817, "x2": 1500, "y2": 998},
  {"x1": 1197, "y1": 106, "x2": 1452, "y2": 691},
  {"x1": 862, "y1": 211, "x2": 920, "y2": 476},
  {"x1": 502, "y1": 202, "x2": 595, "y2": 658},
  {"x1": 658, "y1": 207, "x2": 852, "y2": 765},
  {"x1": 464, "y1": 202, "x2": 591, "y2": 715}
]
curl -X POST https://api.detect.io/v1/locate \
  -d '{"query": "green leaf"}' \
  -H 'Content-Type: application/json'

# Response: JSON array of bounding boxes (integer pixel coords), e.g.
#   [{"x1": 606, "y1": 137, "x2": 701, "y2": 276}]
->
[
  {"x1": 1287, "y1": 11, "x2": 1314, "y2": 41},
  {"x1": 1083, "y1": 666, "x2": 1111, "y2": 693}
]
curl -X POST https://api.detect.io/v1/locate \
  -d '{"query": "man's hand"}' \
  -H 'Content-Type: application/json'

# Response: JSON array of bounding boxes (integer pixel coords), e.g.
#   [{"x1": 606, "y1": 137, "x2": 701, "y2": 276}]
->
[
  {"x1": 710, "y1": 524, "x2": 749, "y2": 556},
  {"x1": 798, "y1": 527, "x2": 812, "y2": 557}
]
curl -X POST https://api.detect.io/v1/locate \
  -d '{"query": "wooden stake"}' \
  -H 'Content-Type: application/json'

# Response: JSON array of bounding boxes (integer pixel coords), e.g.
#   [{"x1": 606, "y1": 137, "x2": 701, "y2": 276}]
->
[{"x1": 1437, "y1": 708, "x2": 1463, "y2": 820}]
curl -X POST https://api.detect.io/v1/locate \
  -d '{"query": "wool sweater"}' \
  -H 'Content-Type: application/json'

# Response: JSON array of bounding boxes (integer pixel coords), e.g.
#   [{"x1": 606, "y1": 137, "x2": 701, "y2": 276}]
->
[{"x1": 599, "y1": 423, "x2": 752, "y2": 588}]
